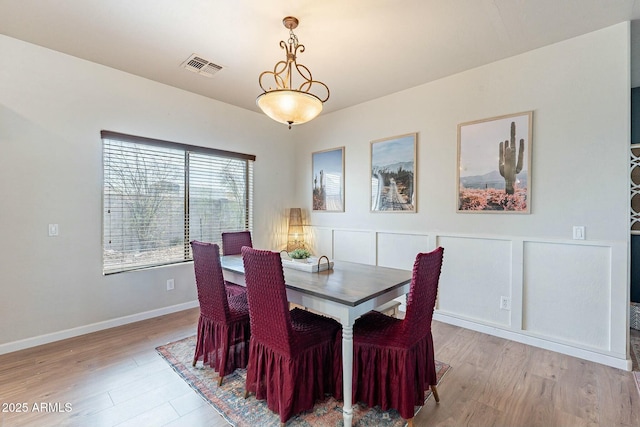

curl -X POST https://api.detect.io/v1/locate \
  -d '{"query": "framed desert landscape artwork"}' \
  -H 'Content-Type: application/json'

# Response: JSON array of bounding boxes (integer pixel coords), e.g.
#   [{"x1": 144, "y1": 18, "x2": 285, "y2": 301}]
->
[
  {"x1": 370, "y1": 133, "x2": 417, "y2": 212},
  {"x1": 457, "y1": 111, "x2": 533, "y2": 213},
  {"x1": 312, "y1": 147, "x2": 344, "y2": 211}
]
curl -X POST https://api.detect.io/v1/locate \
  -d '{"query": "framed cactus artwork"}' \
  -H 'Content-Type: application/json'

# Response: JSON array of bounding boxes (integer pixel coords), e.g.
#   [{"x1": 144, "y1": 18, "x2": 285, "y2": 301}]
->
[{"x1": 457, "y1": 111, "x2": 533, "y2": 213}]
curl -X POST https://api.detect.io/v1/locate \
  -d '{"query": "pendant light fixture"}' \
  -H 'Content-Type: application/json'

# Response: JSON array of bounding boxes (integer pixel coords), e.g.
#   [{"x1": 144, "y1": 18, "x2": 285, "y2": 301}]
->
[{"x1": 257, "y1": 16, "x2": 330, "y2": 129}]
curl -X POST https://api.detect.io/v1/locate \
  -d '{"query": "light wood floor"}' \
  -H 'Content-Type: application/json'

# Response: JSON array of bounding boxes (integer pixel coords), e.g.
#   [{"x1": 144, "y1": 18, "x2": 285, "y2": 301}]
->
[{"x1": 1, "y1": 308, "x2": 639, "y2": 427}]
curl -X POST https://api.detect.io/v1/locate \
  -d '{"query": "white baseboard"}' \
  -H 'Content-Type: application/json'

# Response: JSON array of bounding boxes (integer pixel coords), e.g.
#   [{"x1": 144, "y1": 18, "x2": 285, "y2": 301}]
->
[
  {"x1": 433, "y1": 312, "x2": 632, "y2": 372},
  {"x1": 0, "y1": 300, "x2": 199, "y2": 356},
  {"x1": 4, "y1": 302, "x2": 631, "y2": 372}
]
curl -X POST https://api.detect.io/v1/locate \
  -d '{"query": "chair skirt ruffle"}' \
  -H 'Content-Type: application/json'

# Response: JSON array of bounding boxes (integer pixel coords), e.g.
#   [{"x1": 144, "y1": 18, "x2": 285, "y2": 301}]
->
[
  {"x1": 351, "y1": 332, "x2": 436, "y2": 420},
  {"x1": 193, "y1": 315, "x2": 250, "y2": 376},
  {"x1": 246, "y1": 338, "x2": 335, "y2": 423}
]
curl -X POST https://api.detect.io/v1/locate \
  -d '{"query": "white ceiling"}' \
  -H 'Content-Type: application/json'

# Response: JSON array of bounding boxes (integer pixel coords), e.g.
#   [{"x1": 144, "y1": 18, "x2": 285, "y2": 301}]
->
[{"x1": 2, "y1": 0, "x2": 640, "y2": 115}]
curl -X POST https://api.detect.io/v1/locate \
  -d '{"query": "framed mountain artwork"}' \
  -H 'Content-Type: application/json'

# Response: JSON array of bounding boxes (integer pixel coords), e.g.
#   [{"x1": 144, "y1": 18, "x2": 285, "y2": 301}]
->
[
  {"x1": 312, "y1": 147, "x2": 344, "y2": 212},
  {"x1": 370, "y1": 133, "x2": 417, "y2": 213}
]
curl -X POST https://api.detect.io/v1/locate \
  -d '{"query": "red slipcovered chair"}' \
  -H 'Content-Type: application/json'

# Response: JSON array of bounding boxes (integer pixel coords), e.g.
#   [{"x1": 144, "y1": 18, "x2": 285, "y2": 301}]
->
[
  {"x1": 221, "y1": 231, "x2": 253, "y2": 297},
  {"x1": 341, "y1": 247, "x2": 444, "y2": 426},
  {"x1": 241, "y1": 247, "x2": 341, "y2": 424},
  {"x1": 221, "y1": 230, "x2": 253, "y2": 255},
  {"x1": 190, "y1": 240, "x2": 251, "y2": 386}
]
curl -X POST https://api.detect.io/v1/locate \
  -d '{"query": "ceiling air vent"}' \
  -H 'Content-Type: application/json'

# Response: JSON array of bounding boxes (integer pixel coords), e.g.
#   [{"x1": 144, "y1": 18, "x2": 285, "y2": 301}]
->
[{"x1": 181, "y1": 54, "x2": 223, "y2": 78}]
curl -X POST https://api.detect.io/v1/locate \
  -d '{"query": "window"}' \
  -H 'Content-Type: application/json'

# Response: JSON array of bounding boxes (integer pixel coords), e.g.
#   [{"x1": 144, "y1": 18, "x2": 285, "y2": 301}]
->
[{"x1": 101, "y1": 131, "x2": 255, "y2": 274}]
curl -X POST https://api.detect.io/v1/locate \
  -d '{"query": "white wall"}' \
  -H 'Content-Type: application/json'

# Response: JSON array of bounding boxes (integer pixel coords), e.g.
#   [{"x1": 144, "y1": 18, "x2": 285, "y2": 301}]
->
[
  {"x1": 0, "y1": 21, "x2": 632, "y2": 371},
  {"x1": 295, "y1": 23, "x2": 631, "y2": 369},
  {"x1": 0, "y1": 34, "x2": 296, "y2": 351}
]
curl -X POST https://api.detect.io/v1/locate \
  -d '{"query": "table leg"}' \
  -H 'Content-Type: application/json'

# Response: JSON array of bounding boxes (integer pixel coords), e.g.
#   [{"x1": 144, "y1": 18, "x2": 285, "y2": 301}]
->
[{"x1": 342, "y1": 323, "x2": 354, "y2": 426}]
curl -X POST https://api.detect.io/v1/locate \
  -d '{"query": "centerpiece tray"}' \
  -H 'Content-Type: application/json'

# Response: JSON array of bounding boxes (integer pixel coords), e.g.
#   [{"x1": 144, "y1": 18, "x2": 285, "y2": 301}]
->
[{"x1": 281, "y1": 256, "x2": 334, "y2": 272}]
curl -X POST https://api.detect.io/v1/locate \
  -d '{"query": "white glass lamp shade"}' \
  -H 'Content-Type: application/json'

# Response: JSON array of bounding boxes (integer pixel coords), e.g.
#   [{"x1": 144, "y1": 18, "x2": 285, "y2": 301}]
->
[{"x1": 256, "y1": 90, "x2": 323, "y2": 126}]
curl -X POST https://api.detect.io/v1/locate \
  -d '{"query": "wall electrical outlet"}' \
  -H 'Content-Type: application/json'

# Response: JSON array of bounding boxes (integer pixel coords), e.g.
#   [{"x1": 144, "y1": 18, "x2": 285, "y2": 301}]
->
[
  {"x1": 166, "y1": 279, "x2": 175, "y2": 291},
  {"x1": 500, "y1": 296, "x2": 511, "y2": 311},
  {"x1": 573, "y1": 226, "x2": 585, "y2": 240},
  {"x1": 48, "y1": 223, "x2": 59, "y2": 236}
]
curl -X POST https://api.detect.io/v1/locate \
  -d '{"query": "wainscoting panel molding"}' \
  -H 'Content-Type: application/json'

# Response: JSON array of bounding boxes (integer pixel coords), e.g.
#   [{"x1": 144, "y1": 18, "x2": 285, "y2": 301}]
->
[
  {"x1": 333, "y1": 229, "x2": 377, "y2": 265},
  {"x1": 310, "y1": 227, "x2": 335, "y2": 259},
  {"x1": 377, "y1": 232, "x2": 432, "y2": 270},
  {"x1": 523, "y1": 241, "x2": 611, "y2": 350},
  {"x1": 437, "y1": 235, "x2": 513, "y2": 327},
  {"x1": 309, "y1": 226, "x2": 629, "y2": 370}
]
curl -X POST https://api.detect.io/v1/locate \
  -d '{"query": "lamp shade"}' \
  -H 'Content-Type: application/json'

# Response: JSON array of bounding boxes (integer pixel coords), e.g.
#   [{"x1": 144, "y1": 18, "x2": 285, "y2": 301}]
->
[
  {"x1": 257, "y1": 90, "x2": 323, "y2": 127},
  {"x1": 287, "y1": 208, "x2": 305, "y2": 251}
]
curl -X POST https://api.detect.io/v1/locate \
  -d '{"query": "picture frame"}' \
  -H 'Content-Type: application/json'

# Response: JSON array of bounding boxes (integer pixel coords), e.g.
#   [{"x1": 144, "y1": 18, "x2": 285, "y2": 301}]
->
[
  {"x1": 457, "y1": 111, "x2": 533, "y2": 213},
  {"x1": 312, "y1": 147, "x2": 345, "y2": 212},
  {"x1": 370, "y1": 133, "x2": 417, "y2": 212}
]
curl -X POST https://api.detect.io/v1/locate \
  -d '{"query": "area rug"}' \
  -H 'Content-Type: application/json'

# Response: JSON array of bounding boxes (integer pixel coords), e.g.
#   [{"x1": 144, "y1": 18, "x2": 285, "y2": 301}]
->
[{"x1": 157, "y1": 335, "x2": 450, "y2": 427}]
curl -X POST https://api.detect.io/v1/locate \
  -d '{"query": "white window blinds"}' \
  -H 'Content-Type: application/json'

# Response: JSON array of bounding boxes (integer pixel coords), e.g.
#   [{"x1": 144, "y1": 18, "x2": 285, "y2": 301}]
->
[{"x1": 102, "y1": 131, "x2": 255, "y2": 274}]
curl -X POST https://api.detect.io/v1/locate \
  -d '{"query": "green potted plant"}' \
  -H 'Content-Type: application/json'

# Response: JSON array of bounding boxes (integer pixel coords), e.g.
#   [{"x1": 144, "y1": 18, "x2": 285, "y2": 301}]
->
[{"x1": 288, "y1": 248, "x2": 312, "y2": 262}]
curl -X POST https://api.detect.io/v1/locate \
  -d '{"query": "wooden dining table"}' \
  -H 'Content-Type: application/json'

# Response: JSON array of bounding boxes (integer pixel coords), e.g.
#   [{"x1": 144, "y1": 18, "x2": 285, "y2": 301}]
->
[{"x1": 220, "y1": 254, "x2": 412, "y2": 426}]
